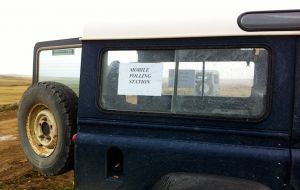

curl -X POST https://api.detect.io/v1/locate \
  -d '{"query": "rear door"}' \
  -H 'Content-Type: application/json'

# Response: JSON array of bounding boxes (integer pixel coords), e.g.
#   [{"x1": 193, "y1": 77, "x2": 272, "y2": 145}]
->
[{"x1": 33, "y1": 38, "x2": 81, "y2": 93}]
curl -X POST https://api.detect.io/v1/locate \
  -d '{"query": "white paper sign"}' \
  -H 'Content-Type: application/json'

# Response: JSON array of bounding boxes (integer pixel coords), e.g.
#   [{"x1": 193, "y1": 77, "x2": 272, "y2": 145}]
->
[{"x1": 118, "y1": 63, "x2": 163, "y2": 96}]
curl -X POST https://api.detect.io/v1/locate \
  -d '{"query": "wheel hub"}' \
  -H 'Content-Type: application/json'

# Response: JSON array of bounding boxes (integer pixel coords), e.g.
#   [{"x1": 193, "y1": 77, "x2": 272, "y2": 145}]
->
[
  {"x1": 26, "y1": 104, "x2": 58, "y2": 157},
  {"x1": 41, "y1": 122, "x2": 50, "y2": 136}
]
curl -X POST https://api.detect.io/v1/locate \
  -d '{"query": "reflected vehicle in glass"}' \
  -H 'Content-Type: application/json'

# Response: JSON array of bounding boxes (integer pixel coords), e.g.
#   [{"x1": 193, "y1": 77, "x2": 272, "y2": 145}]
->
[{"x1": 194, "y1": 70, "x2": 219, "y2": 96}]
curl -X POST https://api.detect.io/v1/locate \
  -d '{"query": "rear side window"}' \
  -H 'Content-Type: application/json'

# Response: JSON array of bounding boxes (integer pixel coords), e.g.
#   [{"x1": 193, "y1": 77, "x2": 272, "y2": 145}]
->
[
  {"x1": 100, "y1": 48, "x2": 269, "y2": 119},
  {"x1": 38, "y1": 47, "x2": 81, "y2": 94}
]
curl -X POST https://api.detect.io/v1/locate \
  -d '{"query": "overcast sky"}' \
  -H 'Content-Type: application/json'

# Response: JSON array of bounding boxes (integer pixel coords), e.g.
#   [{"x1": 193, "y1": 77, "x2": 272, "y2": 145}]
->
[
  {"x1": 1, "y1": 0, "x2": 191, "y2": 75},
  {"x1": 0, "y1": 0, "x2": 299, "y2": 75},
  {"x1": 0, "y1": 0, "x2": 94, "y2": 75}
]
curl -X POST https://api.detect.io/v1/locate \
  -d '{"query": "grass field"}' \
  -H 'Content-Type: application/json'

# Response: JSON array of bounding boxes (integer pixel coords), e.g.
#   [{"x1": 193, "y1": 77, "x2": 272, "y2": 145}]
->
[{"x1": 0, "y1": 75, "x2": 31, "y2": 106}]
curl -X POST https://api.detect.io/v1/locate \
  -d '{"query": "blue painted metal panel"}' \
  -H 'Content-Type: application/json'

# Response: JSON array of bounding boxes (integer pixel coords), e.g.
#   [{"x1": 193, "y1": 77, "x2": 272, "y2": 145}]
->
[
  {"x1": 290, "y1": 38, "x2": 300, "y2": 190},
  {"x1": 75, "y1": 36, "x2": 296, "y2": 189},
  {"x1": 75, "y1": 133, "x2": 289, "y2": 190}
]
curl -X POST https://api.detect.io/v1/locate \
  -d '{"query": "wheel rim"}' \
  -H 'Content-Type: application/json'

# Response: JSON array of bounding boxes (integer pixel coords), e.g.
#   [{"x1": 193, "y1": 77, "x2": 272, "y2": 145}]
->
[
  {"x1": 26, "y1": 104, "x2": 58, "y2": 157},
  {"x1": 203, "y1": 83, "x2": 210, "y2": 94},
  {"x1": 196, "y1": 83, "x2": 210, "y2": 95}
]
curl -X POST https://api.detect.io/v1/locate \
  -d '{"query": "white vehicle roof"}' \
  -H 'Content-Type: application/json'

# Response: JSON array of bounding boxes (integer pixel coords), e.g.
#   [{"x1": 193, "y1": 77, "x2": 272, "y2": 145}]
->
[{"x1": 82, "y1": 1, "x2": 300, "y2": 40}]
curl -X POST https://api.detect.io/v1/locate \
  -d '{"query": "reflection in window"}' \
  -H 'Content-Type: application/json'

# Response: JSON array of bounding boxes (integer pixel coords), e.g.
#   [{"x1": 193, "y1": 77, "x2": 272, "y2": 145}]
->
[
  {"x1": 174, "y1": 61, "x2": 254, "y2": 97},
  {"x1": 100, "y1": 48, "x2": 268, "y2": 119}
]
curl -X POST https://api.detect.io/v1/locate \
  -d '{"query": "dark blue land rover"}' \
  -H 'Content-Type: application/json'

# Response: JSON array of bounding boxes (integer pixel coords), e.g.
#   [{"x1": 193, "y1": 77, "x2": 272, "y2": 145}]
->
[{"x1": 18, "y1": 9, "x2": 300, "y2": 190}]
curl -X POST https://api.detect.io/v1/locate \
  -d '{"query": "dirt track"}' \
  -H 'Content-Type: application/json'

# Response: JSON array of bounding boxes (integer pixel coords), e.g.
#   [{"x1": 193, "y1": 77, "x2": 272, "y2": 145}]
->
[{"x1": 0, "y1": 110, "x2": 73, "y2": 190}]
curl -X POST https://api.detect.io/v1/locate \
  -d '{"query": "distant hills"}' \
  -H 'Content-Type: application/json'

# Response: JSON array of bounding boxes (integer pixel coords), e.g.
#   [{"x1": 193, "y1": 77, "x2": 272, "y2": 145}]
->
[{"x1": 0, "y1": 74, "x2": 31, "y2": 78}]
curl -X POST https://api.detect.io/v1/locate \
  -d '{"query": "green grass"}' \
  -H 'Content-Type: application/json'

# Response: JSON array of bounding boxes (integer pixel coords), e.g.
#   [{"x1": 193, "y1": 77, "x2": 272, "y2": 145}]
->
[
  {"x1": 0, "y1": 103, "x2": 18, "y2": 112},
  {"x1": 0, "y1": 76, "x2": 31, "y2": 105},
  {"x1": 54, "y1": 184, "x2": 74, "y2": 190}
]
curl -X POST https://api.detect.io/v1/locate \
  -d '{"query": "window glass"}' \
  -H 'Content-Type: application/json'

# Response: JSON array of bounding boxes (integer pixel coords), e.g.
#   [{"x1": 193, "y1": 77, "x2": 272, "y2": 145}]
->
[
  {"x1": 100, "y1": 48, "x2": 268, "y2": 119},
  {"x1": 39, "y1": 48, "x2": 81, "y2": 94},
  {"x1": 101, "y1": 50, "x2": 175, "y2": 112}
]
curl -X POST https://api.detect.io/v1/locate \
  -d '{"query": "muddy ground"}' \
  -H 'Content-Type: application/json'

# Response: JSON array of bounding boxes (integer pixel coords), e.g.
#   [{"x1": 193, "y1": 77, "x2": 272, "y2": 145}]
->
[{"x1": 0, "y1": 110, "x2": 73, "y2": 190}]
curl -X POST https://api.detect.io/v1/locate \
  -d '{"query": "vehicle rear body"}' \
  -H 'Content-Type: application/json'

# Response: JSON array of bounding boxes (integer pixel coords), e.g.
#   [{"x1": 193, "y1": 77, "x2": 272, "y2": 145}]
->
[
  {"x1": 73, "y1": 36, "x2": 298, "y2": 190},
  {"x1": 32, "y1": 4, "x2": 300, "y2": 189}
]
